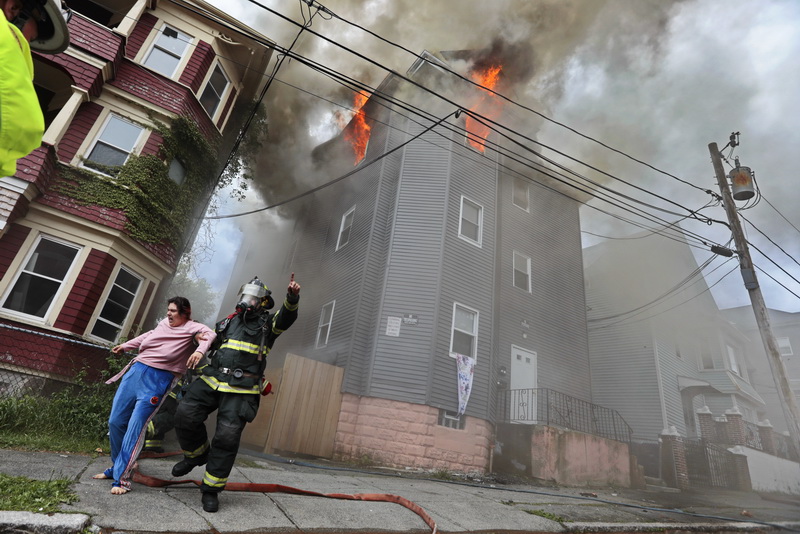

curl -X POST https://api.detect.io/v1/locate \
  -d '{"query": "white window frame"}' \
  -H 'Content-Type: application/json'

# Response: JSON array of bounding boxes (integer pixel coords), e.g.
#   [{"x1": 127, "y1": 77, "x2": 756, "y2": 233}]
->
[
  {"x1": 512, "y1": 177, "x2": 529, "y2": 211},
  {"x1": 142, "y1": 23, "x2": 193, "y2": 78},
  {"x1": 199, "y1": 62, "x2": 231, "y2": 121},
  {"x1": 458, "y1": 196, "x2": 483, "y2": 247},
  {"x1": 336, "y1": 206, "x2": 355, "y2": 251},
  {"x1": 449, "y1": 302, "x2": 479, "y2": 360},
  {"x1": 777, "y1": 337, "x2": 793, "y2": 356},
  {"x1": 0, "y1": 234, "x2": 82, "y2": 321},
  {"x1": 726, "y1": 344, "x2": 741, "y2": 376},
  {"x1": 81, "y1": 113, "x2": 145, "y2": 173},
  {"x1": 316, "y1": 301, "x2": 335, "y2": 348},
  {"x1": 89, "y1": 266, "x2": 142, "y2": 343},
  {"x1": 513, "y1": 250, "x2": 531, "y2": 292}
]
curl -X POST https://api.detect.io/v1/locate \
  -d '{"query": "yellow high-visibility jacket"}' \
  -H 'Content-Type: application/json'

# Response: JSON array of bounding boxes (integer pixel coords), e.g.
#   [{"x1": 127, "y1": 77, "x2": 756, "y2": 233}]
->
[{"x1": 0, "y1": 21, "x2": 45, "y2": 177}]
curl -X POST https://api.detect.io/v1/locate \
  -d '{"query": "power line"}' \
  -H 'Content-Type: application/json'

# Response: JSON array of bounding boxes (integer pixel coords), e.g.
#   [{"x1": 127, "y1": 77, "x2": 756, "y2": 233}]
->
[
  {"x1": 298, "y1": 0, "x2": 715, "y2": 196},
  {"x1": 206, "y1": 109, "x2": 459, "y2": 219},
  {"x1": 76, "y1": 0, "x2": 739, "y2": 256},
  {"x1": 151, "y1": 0, "x2": 728, "y2": 248},
  {"x1": 754, "y1": 264, "x2": 800, "y2": 303},
  {"x1": 589, "y1": 261, "x2": 739, "y2": 330},
  {"x1": 741, "y1": 214, "x2": 800, "y2": 271}
]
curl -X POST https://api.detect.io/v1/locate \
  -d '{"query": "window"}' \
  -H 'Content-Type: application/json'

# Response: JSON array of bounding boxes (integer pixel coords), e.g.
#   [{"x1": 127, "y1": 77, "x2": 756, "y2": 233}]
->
[
  {"x1": 513, "y1": 177, "x2": 529, "y2": 211},
  {"x1": 199, "y1": 64, "x2": 230, "y2": 119},
  {"x1": 84, "y1": 115, "x2": 144, "y2": 170},
  {"x1": 90, "y1": 267, "x2": 142, "y2": 342},
  {"x1": 1, "y1": 236, "x2": 80, "y2": 318},
  {"x1": 316, "y1": 301, "x2": 335, "y2": 348},
  {"x1": 698, "y1": 339, "x2": 716, "y2": 370},
  {"x1": 438, "y1": 409, "x2": 465, "y2": 430},
  {"x1": 168, "y1": 158, "x2": 186, "y2": 185},
  {"x1": 336, "y1": 206, "x2": 355, "y2": 251},
  {"x1": 726, "y1": 345, "x2": 741, "y2": 375},
  {"x1": 459, "y1": 196, "x2": 482, "y2": 246},
  {"x1": 513, "y1": 251, "x2": 531, "y2": 292},
  {"x1": 778, "y1": 337, "x2": 793, "y2": 356},
  {"x1": 143, "y1": 24, "x2": 192, "y2": 77},
  {"x1": 450, "y1": 303, "x2": 478, "y2": 359}
]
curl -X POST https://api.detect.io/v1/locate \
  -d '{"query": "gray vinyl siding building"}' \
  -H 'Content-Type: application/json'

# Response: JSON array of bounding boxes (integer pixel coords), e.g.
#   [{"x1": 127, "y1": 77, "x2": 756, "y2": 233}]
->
[
  {"x1": 722, "y1": 306, "x2": 800, "y2": 434},
  {"x1": 584, "y1": 229, "x2": 766, "y2": 442},
  {"x1": 273, "y1": 55, "x2": 592, "y2": 423}
]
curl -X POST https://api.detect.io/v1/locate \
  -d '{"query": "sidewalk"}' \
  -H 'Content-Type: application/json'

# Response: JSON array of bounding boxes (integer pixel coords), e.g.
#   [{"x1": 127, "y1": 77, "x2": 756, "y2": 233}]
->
[{"x1": 1, "y1": 447, "x2": 799, "y2": 534}]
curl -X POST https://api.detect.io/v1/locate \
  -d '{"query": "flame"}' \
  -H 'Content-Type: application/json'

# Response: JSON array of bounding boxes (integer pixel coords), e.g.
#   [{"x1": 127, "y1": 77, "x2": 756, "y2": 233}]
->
[
  {"x1": 343, "y1": 90, "x2": 371, "y2": 165},
  {"x1": 466, "y1": 65, "x2": 503, "y2": 152}
]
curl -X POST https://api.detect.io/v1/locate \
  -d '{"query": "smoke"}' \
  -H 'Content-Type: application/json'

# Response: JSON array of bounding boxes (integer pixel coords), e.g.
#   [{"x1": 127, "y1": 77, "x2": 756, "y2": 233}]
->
[
  {"x1": 206, "y1": 0, "x2": 800, "y2": 312},
  {"x1": 237, "y1": 0, "x2": 632, "y2": 215}
]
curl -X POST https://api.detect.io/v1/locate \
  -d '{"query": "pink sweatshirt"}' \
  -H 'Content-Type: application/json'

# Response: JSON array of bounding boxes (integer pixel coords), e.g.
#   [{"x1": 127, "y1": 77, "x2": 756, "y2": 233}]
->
[{"x1": 120, "y1": 318, "x2": 216, "y2": 375}]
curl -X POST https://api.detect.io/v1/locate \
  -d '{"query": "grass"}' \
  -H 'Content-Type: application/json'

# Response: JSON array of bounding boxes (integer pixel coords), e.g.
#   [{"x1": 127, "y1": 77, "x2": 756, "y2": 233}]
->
[
  {"x1": 0, "y1": 430, "x2": 107, "y2": 454},
  {"x1": 0, "y1": 472, "x2": 78, "y2": 513},
  {"x1": 524, "y1": 509, "x2": 568, "y2": 522},
  {"x1": 0, "y1": 359, "x2": 125, "y2": 455},
  {"x1": 431, "y1": 469, "x2": 455, "y2": 480}
]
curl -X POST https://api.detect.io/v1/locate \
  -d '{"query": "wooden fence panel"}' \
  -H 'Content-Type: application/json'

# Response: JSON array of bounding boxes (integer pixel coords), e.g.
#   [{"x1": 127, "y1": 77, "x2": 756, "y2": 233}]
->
[
  {"x1": 240, "y1": 368, "x2": 283, "y2": 449},
  {"x1": 264, "y1": 353, "x2": 344, "y2": 458}
]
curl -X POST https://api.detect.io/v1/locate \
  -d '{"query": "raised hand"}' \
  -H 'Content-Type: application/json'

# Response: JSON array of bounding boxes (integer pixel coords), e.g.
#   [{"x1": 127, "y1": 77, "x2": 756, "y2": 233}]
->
[{"x1": 288, "y1": 272, "x2": 300, "y2": 295}]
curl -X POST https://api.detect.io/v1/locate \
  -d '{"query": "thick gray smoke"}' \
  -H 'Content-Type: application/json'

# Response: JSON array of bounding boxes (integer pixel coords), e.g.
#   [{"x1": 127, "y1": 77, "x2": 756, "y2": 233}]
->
[{"x1": 206, "y1": 0, "x2": 800, "y2": 313}]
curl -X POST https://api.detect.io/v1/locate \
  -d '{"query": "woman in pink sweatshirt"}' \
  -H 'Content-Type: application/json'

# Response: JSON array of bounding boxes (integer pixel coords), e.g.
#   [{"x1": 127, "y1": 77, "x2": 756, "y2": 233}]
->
[{"x1": 93, "y1": 296, "x2": 216, "y2": 494}]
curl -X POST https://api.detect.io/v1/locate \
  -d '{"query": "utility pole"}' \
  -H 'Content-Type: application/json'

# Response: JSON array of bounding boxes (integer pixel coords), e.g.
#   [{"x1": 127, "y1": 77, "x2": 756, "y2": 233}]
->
[{"x1": 709, "y1": 142, "x2": 800, "y2": 459}]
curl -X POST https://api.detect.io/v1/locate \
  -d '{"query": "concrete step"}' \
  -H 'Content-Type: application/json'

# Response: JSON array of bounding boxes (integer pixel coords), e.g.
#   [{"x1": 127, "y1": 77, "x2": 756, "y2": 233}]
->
[{"x1": 645, "y1": 483, "x2": 681, "y2": 493}]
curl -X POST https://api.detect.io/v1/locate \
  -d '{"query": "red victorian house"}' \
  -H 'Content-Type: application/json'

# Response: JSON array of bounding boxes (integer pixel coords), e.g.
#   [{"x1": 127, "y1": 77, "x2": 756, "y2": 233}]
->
[{"x1": 0, "y1": 0, "x2": 272, "y2": 393}]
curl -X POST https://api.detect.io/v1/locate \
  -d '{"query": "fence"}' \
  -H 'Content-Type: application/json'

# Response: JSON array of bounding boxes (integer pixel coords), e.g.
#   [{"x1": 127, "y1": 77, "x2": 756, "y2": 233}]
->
[
  {"x1": 683, "y1": 439, "x2": 737, "y2": 489},
  {"x1": 496, "y1": 388, "x2": 632, "y2": 444},
  {"x1": 0, "y1": 321, "x2": 111, "y2": 397}
]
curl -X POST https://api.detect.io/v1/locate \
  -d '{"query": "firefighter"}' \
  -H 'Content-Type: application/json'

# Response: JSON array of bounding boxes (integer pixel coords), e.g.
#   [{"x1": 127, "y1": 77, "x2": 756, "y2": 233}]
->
[{"x1": 172, "y1": 273, "x2": 300, "y2": 513}]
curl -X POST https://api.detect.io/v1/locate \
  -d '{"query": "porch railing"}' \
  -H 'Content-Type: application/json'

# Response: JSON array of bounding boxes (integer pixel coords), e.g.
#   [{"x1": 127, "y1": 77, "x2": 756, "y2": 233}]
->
[{"x1": 496, "y1": 388, "x2": 632, "y2": 444}]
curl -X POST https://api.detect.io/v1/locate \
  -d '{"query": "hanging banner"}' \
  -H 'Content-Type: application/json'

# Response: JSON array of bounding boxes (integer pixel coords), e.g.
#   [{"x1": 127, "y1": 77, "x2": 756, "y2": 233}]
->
[{"x1": 455, "y1": 353, "x2": 476, "y2": 416}]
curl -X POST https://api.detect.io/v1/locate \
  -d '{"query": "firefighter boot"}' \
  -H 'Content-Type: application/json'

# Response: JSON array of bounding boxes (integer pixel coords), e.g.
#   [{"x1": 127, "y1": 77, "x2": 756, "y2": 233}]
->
[
  {"x1": 201, "y1": 491, "x2": 219, "y2": 513},
  {"x1": 171, "y1": 451, "x2": 208, "y2": 477}
]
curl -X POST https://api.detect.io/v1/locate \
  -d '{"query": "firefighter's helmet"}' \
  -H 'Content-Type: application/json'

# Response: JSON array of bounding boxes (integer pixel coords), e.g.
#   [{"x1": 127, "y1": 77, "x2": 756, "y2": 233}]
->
[
  {"x1": 236, "y1": 276, "x2": 274, "y2": 313},
  {"x1": 12, "y1": 0, "x2": 71, "y2": 54}
]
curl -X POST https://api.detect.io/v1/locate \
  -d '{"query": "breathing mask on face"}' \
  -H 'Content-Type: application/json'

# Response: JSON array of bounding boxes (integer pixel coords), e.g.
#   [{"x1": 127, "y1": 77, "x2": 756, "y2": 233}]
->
[{"x1": 235, "y1": 276, "x2": 274, "y2": 315}]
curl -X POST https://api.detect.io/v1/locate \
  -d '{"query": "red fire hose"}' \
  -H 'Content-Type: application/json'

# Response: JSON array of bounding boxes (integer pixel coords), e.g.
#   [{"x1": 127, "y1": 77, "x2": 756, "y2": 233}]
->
[{"x1": 133, "y1": 452, "x2": 437, "y2": 534}]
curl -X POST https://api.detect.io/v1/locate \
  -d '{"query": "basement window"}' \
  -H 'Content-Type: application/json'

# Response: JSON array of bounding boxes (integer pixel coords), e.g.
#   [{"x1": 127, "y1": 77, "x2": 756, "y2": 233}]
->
[{"x1": 438, "y1": 410, "x2": 465, "y2": 430}]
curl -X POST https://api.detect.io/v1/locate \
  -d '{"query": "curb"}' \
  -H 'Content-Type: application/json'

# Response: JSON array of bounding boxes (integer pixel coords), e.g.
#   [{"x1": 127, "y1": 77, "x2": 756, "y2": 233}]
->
[{"x1": 0, "y1": 512, "x2": 90, "y2": 534}]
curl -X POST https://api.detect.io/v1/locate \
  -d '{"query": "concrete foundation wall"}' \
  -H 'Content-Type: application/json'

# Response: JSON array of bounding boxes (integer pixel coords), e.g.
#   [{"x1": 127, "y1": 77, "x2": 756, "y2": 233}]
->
[
  {"x1": 730, "y1": 446, "x2": 800, "y2": 495},
  {"x1": 528, "y1": 426, "x2": 631, "y2": 487},
  {"x1": 333, "y1": 393, "x2": 492, "y2": 473}
]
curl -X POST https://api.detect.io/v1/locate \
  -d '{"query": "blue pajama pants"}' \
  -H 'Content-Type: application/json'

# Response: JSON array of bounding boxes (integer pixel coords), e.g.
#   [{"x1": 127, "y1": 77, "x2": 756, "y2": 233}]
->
[{"x1": 103, "y1": 362, "x2": 175, "y2": 489}]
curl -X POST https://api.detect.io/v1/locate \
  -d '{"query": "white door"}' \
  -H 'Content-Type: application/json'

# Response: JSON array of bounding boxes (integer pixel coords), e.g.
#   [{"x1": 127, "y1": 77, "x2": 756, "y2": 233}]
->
[{"x1": 509, "y1": 346, "x2": 537, "y2": 423}]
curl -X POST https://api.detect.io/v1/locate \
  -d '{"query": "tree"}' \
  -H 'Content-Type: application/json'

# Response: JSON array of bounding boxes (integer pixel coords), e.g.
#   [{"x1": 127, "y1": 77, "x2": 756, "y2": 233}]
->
[{"x1": 167, "y1": 260, "x2": 221, "y2": 325}]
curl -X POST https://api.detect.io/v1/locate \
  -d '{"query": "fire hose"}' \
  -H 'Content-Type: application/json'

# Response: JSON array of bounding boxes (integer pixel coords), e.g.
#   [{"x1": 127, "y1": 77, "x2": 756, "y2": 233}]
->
[{"x1": 134, "y1": 451, "x2": 437, "y2": 534}]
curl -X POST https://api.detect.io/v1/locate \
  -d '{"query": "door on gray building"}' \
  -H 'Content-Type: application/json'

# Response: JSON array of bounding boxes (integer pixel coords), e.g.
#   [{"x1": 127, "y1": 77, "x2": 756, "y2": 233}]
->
[{"x1": 510, "y1": 346, "x2": 538, "y2": 423}]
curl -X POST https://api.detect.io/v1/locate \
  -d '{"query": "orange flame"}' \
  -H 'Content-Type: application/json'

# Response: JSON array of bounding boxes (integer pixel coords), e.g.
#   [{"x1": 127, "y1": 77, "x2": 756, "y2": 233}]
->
[
  {"x1": 466, "y1": 65, "x2": 503, "y2": 152},
  {"x1": 343, "y1": 90, "x2": 372, "y2": 165}
]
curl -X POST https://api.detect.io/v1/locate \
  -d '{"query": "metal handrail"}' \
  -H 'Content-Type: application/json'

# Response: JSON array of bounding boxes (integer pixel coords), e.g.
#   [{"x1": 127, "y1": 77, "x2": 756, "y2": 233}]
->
[{"x1": 496, "y1": 388, "x2": 632, "y2": 444}]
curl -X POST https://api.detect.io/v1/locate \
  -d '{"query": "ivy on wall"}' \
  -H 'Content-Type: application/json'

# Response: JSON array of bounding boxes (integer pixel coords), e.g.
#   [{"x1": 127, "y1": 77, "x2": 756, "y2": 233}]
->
[{"x1": 55, "y1": 116, "x2": 219, "y2": 249}]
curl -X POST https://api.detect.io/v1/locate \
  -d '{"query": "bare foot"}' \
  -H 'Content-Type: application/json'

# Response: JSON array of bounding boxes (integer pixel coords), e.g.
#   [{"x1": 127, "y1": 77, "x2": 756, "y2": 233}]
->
[
  {"x1": 92, "y1": 473, "x2": 110, "y2": 479},
  {"x1": 111, "y1": 486, "x2": 129, "y2": 495}
]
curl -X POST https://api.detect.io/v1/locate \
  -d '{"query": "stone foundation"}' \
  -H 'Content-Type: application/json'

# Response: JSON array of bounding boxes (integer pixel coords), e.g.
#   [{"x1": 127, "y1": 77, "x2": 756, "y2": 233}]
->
[{"x1": 333, "y1": 393, "x2": 492, "y2": 473}]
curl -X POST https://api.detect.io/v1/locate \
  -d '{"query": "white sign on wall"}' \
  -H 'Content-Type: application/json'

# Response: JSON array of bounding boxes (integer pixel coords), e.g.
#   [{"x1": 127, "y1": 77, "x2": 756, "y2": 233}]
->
[{"x1": 386, "y1": 316, "x2": 401, "y2": 337}]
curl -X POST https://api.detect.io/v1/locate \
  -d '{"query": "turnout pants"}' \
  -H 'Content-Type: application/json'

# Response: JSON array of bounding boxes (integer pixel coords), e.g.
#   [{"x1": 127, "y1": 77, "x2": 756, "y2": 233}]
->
[
  {"x1": 145, "y1": 395, "x2": 178, "y2": 450},
  {"x1": 173, "y1": 379, "x2": 260, "y2": 493}
]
